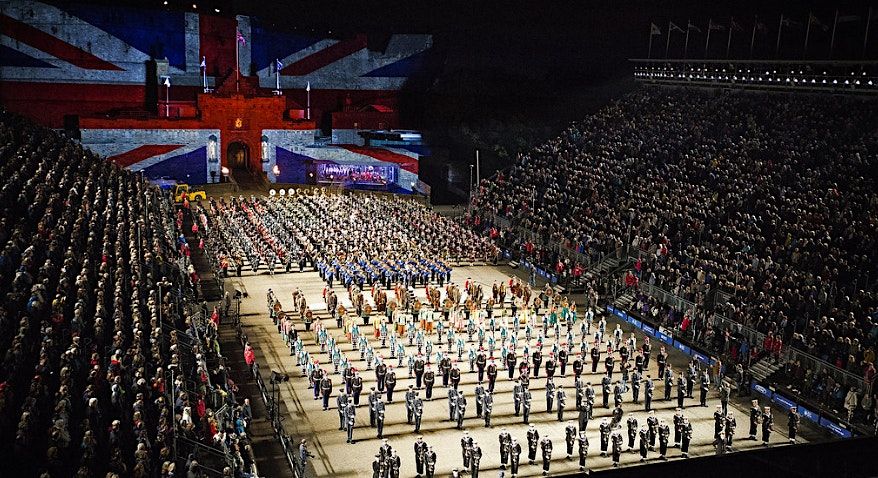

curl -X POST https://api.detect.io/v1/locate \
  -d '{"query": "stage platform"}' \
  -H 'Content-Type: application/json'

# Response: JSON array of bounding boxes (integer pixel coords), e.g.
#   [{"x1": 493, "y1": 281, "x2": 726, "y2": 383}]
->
[{"x1": 230, "y1": 265, "x2": 828, "y2": 477}]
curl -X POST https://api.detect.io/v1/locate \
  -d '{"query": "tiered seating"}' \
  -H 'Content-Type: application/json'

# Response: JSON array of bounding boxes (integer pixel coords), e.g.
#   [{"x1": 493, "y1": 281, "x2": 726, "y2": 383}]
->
[
  {"x1": 471, "y1": 87, "x2": 878, "y2": 387},
  {"x1": 0, "y1": 110, "x2": 253, "y2": 478}
]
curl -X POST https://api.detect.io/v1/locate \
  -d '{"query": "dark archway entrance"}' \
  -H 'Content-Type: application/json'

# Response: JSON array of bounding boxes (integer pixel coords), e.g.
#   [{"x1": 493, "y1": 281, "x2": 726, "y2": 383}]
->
[
  {"x1": 226, "y1": 141, "x2": 263, "y2": 189},
  {"x1": 227, "y1": 141, "x2": 249, "y2": 171}
]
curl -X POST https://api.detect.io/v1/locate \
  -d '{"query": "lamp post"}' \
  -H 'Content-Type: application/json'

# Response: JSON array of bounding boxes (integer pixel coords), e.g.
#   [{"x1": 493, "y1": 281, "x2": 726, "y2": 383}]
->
[
  {"x1": 137, "y1": 220, "x2": 143, "y2": 266},
  {"x1": 168, "y1": 363, "x2": 177, "y2": 462},
  {"x1": 162, "y1": 76, "x2": 171, "y2": 117},
  {"x1": 626, "y1": 208, "x2": 635, "y2": 259},
  {"x1": 468, "y1": 164, "x2": 474, "y2": 212}
]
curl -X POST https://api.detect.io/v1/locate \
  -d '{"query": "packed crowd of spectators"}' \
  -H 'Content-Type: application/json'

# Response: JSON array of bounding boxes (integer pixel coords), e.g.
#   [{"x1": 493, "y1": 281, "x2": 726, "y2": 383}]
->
[
  {"x1": 471, "y1": 87, "x2": 878, "y2": 383},
  {"x1": 0, "y1": 110, "x2": 254, "y2": 477}
]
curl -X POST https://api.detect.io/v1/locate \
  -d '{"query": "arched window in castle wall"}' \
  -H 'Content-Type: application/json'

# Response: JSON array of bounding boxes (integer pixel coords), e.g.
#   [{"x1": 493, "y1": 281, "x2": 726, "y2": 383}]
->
[{"x1": 207, "y1": 135, "x2": 218, "y2": 163}]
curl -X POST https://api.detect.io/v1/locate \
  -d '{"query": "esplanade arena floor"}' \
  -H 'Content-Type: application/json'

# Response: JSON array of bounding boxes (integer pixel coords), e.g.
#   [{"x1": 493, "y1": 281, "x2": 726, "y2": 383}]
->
[{"x1": 229, "y1": 264, "x2": 826, "y2": 477}]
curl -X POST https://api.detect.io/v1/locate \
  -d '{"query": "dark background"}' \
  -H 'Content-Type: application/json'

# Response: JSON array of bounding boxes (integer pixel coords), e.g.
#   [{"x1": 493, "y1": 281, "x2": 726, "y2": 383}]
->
[
  {"x1": 237, "y1": 0, "x2": 876, "y2": 184},
  {"x1": 51, "y1": 0, "x2": 877, "y2": 200}
]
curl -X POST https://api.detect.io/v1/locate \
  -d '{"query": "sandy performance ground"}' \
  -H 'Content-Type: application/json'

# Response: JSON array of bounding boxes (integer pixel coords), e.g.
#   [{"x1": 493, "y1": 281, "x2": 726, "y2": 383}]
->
[{"x1": 230, "y1": 265, "x2": 825, "y2": 477}]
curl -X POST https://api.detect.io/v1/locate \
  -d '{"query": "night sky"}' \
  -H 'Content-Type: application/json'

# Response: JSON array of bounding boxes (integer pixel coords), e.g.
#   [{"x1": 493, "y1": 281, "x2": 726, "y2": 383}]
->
[{"x1": 52, "y1": 0, "x2": 878, "y2": 198}]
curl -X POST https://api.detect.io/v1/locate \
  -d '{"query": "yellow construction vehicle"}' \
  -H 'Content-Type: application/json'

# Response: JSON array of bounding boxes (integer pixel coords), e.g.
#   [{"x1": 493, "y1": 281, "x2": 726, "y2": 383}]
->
[{"x1": 174, "y1": 184, "x2": 207, "y2": 202}]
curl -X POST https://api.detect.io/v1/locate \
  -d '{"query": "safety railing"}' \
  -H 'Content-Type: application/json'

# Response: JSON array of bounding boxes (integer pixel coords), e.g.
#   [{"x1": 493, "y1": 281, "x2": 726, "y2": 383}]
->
[
  {"x1": 175, "y1": 435, "x2": 235, "y2": 477},
  {"x1": 784, "y1": 346, "x2": 866, "y2": 393},
  {"x1": 637, "y1": 281, "x2": 699, "y2": 316},
  {"x1": 238, "y1": 325, "x2": 302, "y2": 478}
]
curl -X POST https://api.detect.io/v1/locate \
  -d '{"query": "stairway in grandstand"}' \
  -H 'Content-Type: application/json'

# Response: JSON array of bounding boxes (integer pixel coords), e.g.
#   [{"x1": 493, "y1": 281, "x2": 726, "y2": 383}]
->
[
  {"x1": 613, "y1": 289, "x2": 637, "y2": 310},
  {"x1": 183, "y1": 207, "x2": 225, "y2": 301},
  {"x1": 749, "y1": 356, "x2": 785, "y2": 383},
  {"x1": 585, "y1": 256, "x2": 621, "y2": 281},
  {"x1": 564, "y1": 255, "x2": 622, "y2": 292}
]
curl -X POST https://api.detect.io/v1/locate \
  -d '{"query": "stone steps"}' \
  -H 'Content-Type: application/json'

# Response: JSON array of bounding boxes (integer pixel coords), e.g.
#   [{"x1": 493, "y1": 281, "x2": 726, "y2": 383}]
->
[{"x1": 749, "y1": 357, "x2": 785, "y2": 382}]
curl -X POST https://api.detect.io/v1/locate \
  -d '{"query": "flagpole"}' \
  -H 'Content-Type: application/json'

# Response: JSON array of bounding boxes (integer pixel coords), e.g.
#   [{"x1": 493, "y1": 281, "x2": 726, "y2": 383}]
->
[
  {"x1": 235, "y1": 33, "x2": 240, "y2": 93},
  {"x1": 684, "y1": 19, "x2": 691, "y2": 59},
  {"x1": 165, "y1": 80, "x2": 170, "y2": 117},
  {"x1": 202, "y1": 57, "x2": 207, "y2": 92},
  {"x1": 727, "y1": 17, "x2": 734, "y2": 58},
  {"x1": 666, "y1": 21, "x2": 672, "y2": 58},
  {"x1": 804, "y1": 12, "x2": 813, "y2": 59},
  {"x1": 648, "y1": 24, "x2": 654, "y2": 59},
  {"x1": 475, "y1": 149, "x2": 480, "y2": 188},
  {"x1": 865, "y1": 7, "x2": 873, "y2": 59},
  {"x1": 306, "y1": 82, "x2": 311, "y2": 120},
  {"x1": 705, "y1": 19, "x2": 712, "y2": 56},
  {"x1": 776, "y1": 14, "x2": 784, "y2": 58},
  {"x1": 830, "y1": 10, "x2": 838, "y2": 58},
  {"x1": 751, "y1": 15, "x2": 758, "y2": 58}
]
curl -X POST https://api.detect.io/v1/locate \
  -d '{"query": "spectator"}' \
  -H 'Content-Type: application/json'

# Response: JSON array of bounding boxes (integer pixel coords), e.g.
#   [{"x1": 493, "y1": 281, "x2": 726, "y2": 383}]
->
[{"x1": 471, "y1": 87, "x2": 877, "y2": 379}]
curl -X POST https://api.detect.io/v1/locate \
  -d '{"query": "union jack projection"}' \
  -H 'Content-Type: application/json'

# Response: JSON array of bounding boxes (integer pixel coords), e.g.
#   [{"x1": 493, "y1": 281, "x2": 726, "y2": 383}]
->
[{"x1": 0, "y1": 0, "x2": 433, "y2": 125}]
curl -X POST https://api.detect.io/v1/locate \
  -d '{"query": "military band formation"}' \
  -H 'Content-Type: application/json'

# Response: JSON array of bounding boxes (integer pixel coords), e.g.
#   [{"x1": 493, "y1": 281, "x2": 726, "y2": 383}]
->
[
  {"x1": 265, "y1": 269, "x2": 802, "y2": 478},
  {"x1": 199, "y1": 192, "x2": 498, "y2": 278}
]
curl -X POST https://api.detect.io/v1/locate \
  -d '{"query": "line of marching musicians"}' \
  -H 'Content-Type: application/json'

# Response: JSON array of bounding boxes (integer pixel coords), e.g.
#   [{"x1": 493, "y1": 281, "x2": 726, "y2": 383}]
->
[{"x1": 278, "y1": 298, "x2": 801, "y2": 476}]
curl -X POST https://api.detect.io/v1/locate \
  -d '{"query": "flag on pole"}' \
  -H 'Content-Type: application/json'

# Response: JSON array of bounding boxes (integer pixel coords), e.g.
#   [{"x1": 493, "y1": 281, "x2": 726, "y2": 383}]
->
[
  {"x1": 709, "y1": 21, "x2": 726, "y2": 31},
  {"x1": 200, "y1": 56, "x2": 206, "y2": 68},
  {"x1": 837, "y1": 14, "x2": 861, "y2": 23},
  {"x1": 730, "y1": 19, "x2": 743, "y2": 31},
  {"x1": 306, "y1": 81, "x2": 311, "y2": 92},
  {"x1": 809, "y1": 13, "x2": 830, "y2": 31},
  {"x1": 669, "y1": 22, "x2": 684, "y2": 33},
  {"x1": 648, "y1": 23, "x2": 661, "y2": 59},
  {"x1": 163, "y1": 77, "x2": 170, "y2": 87},
  {"x1": 756, "y1": 20, "x2": 767, "y2": 31},
  {"x1": 688, "y1": 21, "x2": 702, "y2": 33},
  {"x1": 275, "y1": 59, "x2": 283, "y2": 71},
  {"x1": 781, "y1": 16, "x2": 803, "y2": 28},
  {"x1": 236, "y1": 30, "x2": 246, "y2": 44}
]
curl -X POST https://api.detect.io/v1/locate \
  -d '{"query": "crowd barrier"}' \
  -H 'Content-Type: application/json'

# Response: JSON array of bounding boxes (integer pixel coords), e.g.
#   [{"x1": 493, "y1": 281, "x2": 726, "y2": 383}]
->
[
  {"x1": 632, "y1": 279, "x2": 867, "y2": 396},
  {"x1": 605, "y1": 302, "x2": 863, "y2": 438},
  {"x1": 238, "y1": 324, "x2": 302, "y2": 478}
]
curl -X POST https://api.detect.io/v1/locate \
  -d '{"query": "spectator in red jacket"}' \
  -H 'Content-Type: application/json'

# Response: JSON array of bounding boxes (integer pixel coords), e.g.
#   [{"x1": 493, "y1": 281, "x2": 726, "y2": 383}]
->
[
  {"x1": 624, "y1": 271, "x2": 638, "y2": 288},
  {"x1": 763, "y1": 333, "x2": 775, "y2": 358},
  {"x1": 244, "y1": 343, "x2": 256, "y2": 368},
  {"x1": 771, "y1": 336, "x2": 783, "y2": 362}
]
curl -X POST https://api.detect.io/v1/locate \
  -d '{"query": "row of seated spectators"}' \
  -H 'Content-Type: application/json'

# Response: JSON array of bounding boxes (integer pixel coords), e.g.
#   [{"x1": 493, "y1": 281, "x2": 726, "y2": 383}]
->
[
  {"x1": 471, "y1": 86, "x2": 878, "y2": 378},
  {"x1": 0, "y1": 110, "x2": 254, "y2": 478}
]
